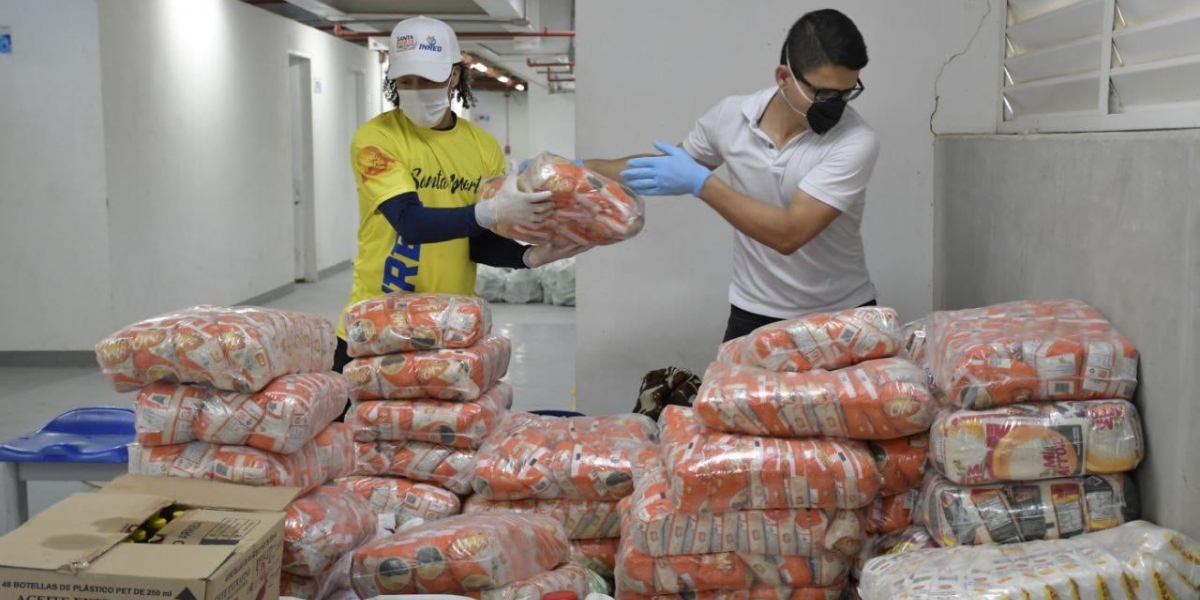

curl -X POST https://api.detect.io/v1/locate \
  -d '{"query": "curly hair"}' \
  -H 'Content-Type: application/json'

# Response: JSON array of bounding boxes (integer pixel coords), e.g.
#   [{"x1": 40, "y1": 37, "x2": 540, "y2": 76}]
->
[{"x1": 383, "y1": 63, "x2": 477, "y2": 110}]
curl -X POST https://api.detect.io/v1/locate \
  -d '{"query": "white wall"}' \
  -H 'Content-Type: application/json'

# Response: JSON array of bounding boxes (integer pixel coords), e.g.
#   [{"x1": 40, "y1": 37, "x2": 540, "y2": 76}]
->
[
  {"x1": 574, "y1": 0, "x2": 1003, "y2": 413},
  {"x1": 527, "y1": 84, "x2": 577, "y2": 158},
  {"x1": 0, "y1": 0, "x2": 114, "y2": 350},
  {"x1": 471, "y1": 90, "x2": 530, "y2": 165}
]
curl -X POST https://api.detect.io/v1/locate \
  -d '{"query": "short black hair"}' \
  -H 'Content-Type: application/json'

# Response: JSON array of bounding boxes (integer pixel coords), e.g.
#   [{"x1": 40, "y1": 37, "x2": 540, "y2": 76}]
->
[
  {"x1": 383, "y1": 63, "x2": 477, "y2": 110},
  {"x1": 781, "y1": 9, "x2": 868, "y2": 75}
]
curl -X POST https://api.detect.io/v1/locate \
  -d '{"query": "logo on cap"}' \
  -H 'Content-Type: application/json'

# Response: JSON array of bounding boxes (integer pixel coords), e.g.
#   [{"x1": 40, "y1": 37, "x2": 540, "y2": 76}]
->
[
  {"x1": 419, "y1": 35, "x2": 442, "y2": 52},
  {"x1": 395, "y1": 34, "x2": 416, "y2": 52}
]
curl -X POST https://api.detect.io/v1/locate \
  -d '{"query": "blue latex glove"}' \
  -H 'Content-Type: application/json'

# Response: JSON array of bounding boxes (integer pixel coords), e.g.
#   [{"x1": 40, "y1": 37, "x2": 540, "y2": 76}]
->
[
  {"x1": 621, "y1": 141, "x2": 712, "y2": 196},
  {"x1": 519, "y1": 157, "x2": 583, "y2": 173}
]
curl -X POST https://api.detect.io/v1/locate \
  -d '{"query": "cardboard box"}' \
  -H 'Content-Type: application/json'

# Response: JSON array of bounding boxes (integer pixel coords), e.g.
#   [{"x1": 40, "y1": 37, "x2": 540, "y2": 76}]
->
[{"x1": 0, "y1": 475, "x2": 303, "y2": 600}]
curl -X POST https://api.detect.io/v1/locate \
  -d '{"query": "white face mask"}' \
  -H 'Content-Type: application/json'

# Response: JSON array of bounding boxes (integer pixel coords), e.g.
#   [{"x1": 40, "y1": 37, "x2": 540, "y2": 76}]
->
[{"x1": 398, "y1": 84, "x2": 451, "y2": 129}]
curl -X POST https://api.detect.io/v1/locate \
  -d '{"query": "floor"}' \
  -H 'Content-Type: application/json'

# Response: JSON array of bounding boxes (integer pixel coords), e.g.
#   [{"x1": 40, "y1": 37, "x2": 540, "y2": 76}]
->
[{"x1": 0, "y1": 268, "x2": 576, "y2": 531}]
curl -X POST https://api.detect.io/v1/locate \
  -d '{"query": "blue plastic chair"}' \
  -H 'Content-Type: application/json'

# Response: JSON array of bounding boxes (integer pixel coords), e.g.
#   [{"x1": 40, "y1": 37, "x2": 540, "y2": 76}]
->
[
  {"x1": 0, "y1": 407, "x2": 135, "y2": 532},
  {"x1": 529, "y1": 409, "x2": 585, "y2": 418}
]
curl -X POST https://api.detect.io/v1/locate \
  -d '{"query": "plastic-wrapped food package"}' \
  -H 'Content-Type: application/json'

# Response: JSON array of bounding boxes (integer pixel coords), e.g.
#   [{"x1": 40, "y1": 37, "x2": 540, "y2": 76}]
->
[
  {"x1": 481, "y1": 152, "x2": 645, "y2": 247},
  {"x1": 616, "y1": 544, "x2": 851, "y2": 594},
  {"x1": 344, "y1": 293, "x2": 492, "y2": 357},
  {"x1": 344, "y1": 336, "x2": 511, "y2": 401},
  {"x1": 476, "y1": 266, "x2": 511, "y2": 304},
  {"x1": 867, "y1": 434, "x2": 929, "y2": 497},
  {"x1": 463, "y1": 495, "x2": 622, "y2": 539},
  {"x1": 472, "y1": 413, "x2": 659, "y2": 501},
  {"x1": 616, "y1": 584, "x2": 846, "y2": 600},
  {"x1": 916, "y1": 473, "x2": 1140, "y2": 547},
  {"x1": 95, "y1": 306, "x2": 335, "y2": 393},
  {"x1": 900, "y1": 320, "x2": 927, "y2": 366},
  {"x1": 283, "y1": 486, "x2": 379, "y2": 576},
  {"x1": 503, "y1": 267, "x2": 545, "y2": 305},
  {"x1": 852, "y1": 525, "x2": 936, "y2": 581},
  {"x1": 349, "y1": 513, "x2": 569, "y2": 597},
  {"x1": 927, "y1": 299, "x2": 1139, "y2": 409},
  {"x1": 282, "y1": 553, "x2": 351, "y2": 600},
  {"x1": 354, "y1": 441, "x2": 475, "y2": 495},
  {"x1": 716, "y1": 307, "x2": 901, "y2": 373},
  {"x1": 128, "y1": 441, "x2": 218, "y2": 480},
  {"x1": 310, "y1": 423, "x2": 357, "y2": 480},
  {"x1": 858, "y1": 520, "x2": 1200, "y2": 600},
  {"x1": 571, "y1": 538, "x2": 620, "y2": 578},
  {"x1": 133, "y1": 384, "x2": 207, "y2": 446},
  {"x1": 466, "y1": 563, "x2": 592, "y2": 600},
  {"x1": 540, "y1": 257, "x2": 577, "y2": 307},
  {"x1": 929, "y1": 399, "x2": 1144, "y2": 484},
  {"x1": 660, "y1": 407, "x2": 881, "y2": 512},
  {"x1": 334, "y1": 476, "x2": 461, "y2": 524},
  {"x1": 625, "y1": 459, "x2": 867, "y2": 558},
  {"x1": 865, "y1": 493, "x2": 916, "y2": 536},
  {"x1": 695, "y1": 358, "x2": 935, "y2": 440},
  {"x1": 347, "y1": 383, "x2": 512, "y2": 449}
]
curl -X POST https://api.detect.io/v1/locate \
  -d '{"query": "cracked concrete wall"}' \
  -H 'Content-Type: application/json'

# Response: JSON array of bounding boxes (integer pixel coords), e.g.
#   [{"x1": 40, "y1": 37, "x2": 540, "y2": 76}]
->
[{"x1": 574, "y1": 0, "x2": 1003, "y2": 413}]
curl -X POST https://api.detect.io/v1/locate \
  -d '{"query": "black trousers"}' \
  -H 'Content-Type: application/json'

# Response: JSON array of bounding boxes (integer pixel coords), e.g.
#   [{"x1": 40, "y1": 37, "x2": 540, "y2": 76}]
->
[{"x1": 722, "y1": 299, "x2": 878, "y2": 343}]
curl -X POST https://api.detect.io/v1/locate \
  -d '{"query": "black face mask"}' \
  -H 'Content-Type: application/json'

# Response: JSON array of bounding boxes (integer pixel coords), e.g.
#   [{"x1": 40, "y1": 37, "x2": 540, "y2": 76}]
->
[{"x1": 805, "y1": 99, "x2": 846, "y2": 135}]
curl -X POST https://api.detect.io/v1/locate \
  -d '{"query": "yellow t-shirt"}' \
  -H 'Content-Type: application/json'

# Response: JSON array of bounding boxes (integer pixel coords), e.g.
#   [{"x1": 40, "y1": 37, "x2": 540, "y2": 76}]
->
[{"x1": 338, "y1": 109, "x2": 505, "y2": 338}]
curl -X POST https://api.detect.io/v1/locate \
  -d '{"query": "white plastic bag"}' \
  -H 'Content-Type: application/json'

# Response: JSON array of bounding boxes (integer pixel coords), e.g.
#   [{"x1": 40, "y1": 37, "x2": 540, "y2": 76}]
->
[
  {"x1": 503, "y1": 267, "x2": 544, "y2": 304},
  {"x1": 540, "y1": 258, "x2": 576, "y2": 306},
  {"x1": 476, "y1": 265, "x2": 510, "y2": 303}
]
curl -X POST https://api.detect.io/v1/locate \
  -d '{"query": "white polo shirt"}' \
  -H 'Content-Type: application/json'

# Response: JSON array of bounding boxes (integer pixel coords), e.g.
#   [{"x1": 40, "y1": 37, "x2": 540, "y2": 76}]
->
[{"x1": 682, "y1": 86, "x2": 881, "y2": 319}]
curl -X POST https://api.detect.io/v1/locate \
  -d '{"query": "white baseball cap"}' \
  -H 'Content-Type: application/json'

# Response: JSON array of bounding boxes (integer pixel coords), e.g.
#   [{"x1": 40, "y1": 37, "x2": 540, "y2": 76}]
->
[{"x1": 387, "y1": 16, "x2": 461, "y2": 82}]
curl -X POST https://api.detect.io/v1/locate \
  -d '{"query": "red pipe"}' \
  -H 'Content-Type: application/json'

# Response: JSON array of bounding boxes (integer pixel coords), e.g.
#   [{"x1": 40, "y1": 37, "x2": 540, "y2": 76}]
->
[
  {"x1": 527, "y1": 60, "x2": 575, "y2": 67},
  {"x1": 457, "y1": 30, "x2": 575, "y2": 38}
]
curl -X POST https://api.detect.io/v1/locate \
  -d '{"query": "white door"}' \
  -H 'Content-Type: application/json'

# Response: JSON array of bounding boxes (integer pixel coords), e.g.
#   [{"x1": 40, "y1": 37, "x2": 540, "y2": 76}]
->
[{"x1": 288, "y1": 54, "x2": 318, "y2": 282}]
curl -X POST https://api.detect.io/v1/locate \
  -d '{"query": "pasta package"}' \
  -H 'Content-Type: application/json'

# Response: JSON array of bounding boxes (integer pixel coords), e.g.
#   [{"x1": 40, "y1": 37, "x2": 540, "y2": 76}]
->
[
  {"x1": 472, "y1": 412, "x2": 658, "y2": 501},
  {"x1": 695, "y1": 358, "x2": 935, "y2": 440},
  {"x1": 482, "y1": 152, "x2": 645, "y2": 247},
  {"x1": 133, "y1": 373, "x2": 350, "y2": 453},
  {"x1": 867, "y1": 434, "x2": 929, "y2": 497},
  {"x1": 852, "y1": 525, "x2": 936, "y2": 581},
  {"x1": 716, "y1": 307, "x2": 901, "y2": 373},
  {"x1": 927, "y1": 299, "x2": 1139, "y2": 409},
  {"x1": 354, "y1": 441, "x2": 475, "y2": 495},
  {"x1": 571, "y1": 538, "x2": 620, "y2": 578},
  {"x1": 616, "y1": 544, "x2": 851, "y2": 594},
  {"x1": 857, "y1": 520, "x2": 1200, "y2": 600},
  {"x1": 283, "y1": 486, "x2": 379, "y2": 577},
  {"x1": 344, "y1": 293, "x2": 492, "y2": 357},
  {"x1": 95, "y1": 306, "x2": 335, "y2": 393},
  {"x1": 929, "y1": 399, "x2": 1144, "y2": 484},
  {"x1": 916, "y1": 473, "x2": 1140, "y2": 547},
  {"x1": 334, "y1": 476, "x2": 461, "y2": 525},
  {"x1": 466, "y1": 563, "x2": 592, "y2": 600},
  {"x1": 349, "y1": 513, "x2": 569, "y2": 597},
  {"x1": 463, "y1": 495, "x2": 623, "y2": 540},
  {"x1": 347, "y1": 383, "x2": 512, "y2": 449},
  {"x1": 616, "y1": 584, "x2": 846, "y2": 600},
  {"x1": 626, "y1": 459, "x2": 868, "y2": 558},
  {"x1": 344, "y1": 336, "x2": 511, "y2": 401},
  {"x1": 660, "y1": 407, "x2": 881, "y2": 512}
]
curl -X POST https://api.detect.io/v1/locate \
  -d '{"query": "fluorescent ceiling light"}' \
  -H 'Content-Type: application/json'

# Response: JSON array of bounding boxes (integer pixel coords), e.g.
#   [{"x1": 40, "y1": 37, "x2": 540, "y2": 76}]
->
[
  {"x1": 471, "y1": 63, "x2": 488, "y2": 72},
  {"x1": 515, "y1": 83, "x2": 525, "y2": 91},
  {"x1": 497, "y1": 75, "x2": 510, "y2": 83}
]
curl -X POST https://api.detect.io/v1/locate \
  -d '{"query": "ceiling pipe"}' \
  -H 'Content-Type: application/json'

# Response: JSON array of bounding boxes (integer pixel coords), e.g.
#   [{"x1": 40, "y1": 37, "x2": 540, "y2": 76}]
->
[
  {"x1": 527, "y1": 60, "x2": 575, "y2": 68},
  {"x1": 334, "y1": 14, "x2": 529, "y2": 25},
  {"x1": 457, "y1": 30, "x2": 575, "y2": 38}
]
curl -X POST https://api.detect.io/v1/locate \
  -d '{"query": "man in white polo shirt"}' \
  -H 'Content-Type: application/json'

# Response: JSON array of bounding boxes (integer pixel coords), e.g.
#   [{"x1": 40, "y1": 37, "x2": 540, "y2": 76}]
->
[{"x1": 589, "y1": 9, "x2": 880, "y2": 342}]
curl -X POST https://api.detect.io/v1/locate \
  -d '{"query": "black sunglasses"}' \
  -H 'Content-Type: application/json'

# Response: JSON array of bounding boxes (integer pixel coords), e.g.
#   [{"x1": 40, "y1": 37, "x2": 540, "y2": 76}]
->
[{"x1": 795, "y1": 72, "x2": 865, "y2": 103}]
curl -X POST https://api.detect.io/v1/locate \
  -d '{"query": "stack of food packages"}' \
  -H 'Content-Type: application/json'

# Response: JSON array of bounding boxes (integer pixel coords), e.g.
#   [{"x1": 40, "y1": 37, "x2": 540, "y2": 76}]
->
[
  {"x1": 94, "y1": 306, "x2": 369, "y2": 600},
  {"x1": 611, "y1": 306, "x2": 935, "y2": 600},
  {"x1": 465, "y1": 412, "x2": 660, "y2": 582}
]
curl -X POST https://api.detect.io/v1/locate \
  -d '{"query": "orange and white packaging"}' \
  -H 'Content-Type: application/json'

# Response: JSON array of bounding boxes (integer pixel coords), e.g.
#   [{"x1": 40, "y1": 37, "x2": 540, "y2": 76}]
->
[
  {"x1": 851, "y1": 525, "x2": 935, "y2": 581},
  {"x1": 916, "y1": 472, "x2": 1140, "y2": 547},
  {"x1": 625, "y1": 459, "x2": 867, "y2": 558},
  {"x1": 466, "y1": 563, "x2": 592, "y2": 600},
  {"x1": 344, "y1": 293, "x2": 492, "y2": 357},
  {"x1": 716, "y1": 307, "x2": 901, "y2": 373},
  {"x1": 481, "y1": 151, "x2": 645, "y2": 247},
  {"x1": 660, "y1": 407, "x2": 881, "y2": 512},
  {"x1": 867, "y1": 434, "x2": 929, "y2": 497},
  {"x1": 347, "y1": 383, "x2": 512, "y2": 449},
  {"x1": 927, "y1": 299, "x2": 1139, "y2": 409},
  {"x1": 571, "y1": 538, "x2": 620, "y2": 578},
  {"x1": 615, "y1": 542, "x2": 850, "y2": 594},
  {"x1": 344, "y1": 336, "x2": 511, "y2": 401},
  {"x1": 900, "y1": 320, "x2": 927, "y2": 366},
  {"x1": 865, "y1": 493, "x2": 916, "y2": 536},
  {"x1": 334, "y1": 476, "x2": 461, "y2": 525},
  {"x1": 354, "y1": 440, "x2": 476, "y2": 495},
  {"x1": 471, "y1": 412, "x2": 658, "y2": 501},
  {"x1": 463, "y1": 495, "x2": 623, "y2": 540},
  {"x1": 929, "y1": 399, "x2": 1144, "y2": 484},
  {"x1": 695, "y1": 358, "x2": 935, "y2": 440},
  {"x1": 95, "y1": 305, "x2": 335, "y2": 393},
  {"x1": 616, "y1": 585, "x2": 846, "y2": 600},
  {"x1": 349, "y1": 513, "x2": 569, "y2": 597},
  {"x1": 283, "y1": 486, "x2": 379, "y2": 577},
  {"x1": 135, "y1": 373, "x2": 351, "y2": 454}
]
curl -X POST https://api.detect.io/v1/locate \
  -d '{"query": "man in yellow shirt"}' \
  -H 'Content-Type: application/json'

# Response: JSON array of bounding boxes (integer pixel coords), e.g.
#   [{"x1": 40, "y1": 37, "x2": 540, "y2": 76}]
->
[{"x1": 336, "y1": 16, "x2": 584, "y2": 371}]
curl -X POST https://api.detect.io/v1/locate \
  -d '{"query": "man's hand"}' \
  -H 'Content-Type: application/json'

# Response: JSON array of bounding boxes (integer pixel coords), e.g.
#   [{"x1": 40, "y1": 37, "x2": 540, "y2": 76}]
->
[
  {"x1": 620, "y1": 141, "x2": 712, "y2": 197},
  {"x1": 475, "y1": 173, "x2": 553, "y2": 230},
  {"x1": 523, "y1": 243, "x2": 590, "y2": 267}
]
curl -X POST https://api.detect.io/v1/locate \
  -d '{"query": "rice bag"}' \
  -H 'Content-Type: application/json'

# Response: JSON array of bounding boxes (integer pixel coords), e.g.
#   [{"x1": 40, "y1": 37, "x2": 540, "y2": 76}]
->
[
  {"x1": 867, "y1": 434, "x2": 929, "y2": 497},
  {"x1": 929, "y1": 399, "x2": 1144, "y2": 484},
  {"x1": 616, "y1": 584, "x2": 846, "y2": 600},
  {"x1": 695, "y1": 358, "x2": 935, "y2": 440},
  {"x1": 344, "y1": 336, "x2": 511, "y2": 401},
  {"x1": 196, "y1": 373, "x2": 349, "y2": 453},
  {"x1": 927, "y1": 299, "x2": 1139, "y2": 409},
  {"x1": 900, "y1": 319, "x2": 927, "y2": 366},
  {"x1": 916, "y1": 472, "x2": 1140, "y2": 547},
  {"x1": 857, "y1": 520, "x2": 1200, "y2": 600},
  {"x1": 466, "y1": 563, "x2": 592, "y2": 600},
  {"x1": 865, "y1": 493, "x2": 916, "y2": 536},
  {"x1": 616, "y1": 543, "x2": 850, "y2": 594},
  {"x1": 571, "y1": 538, "x2": 620, "y2": 578},
  {"x1": 334, "y1": 476, "x2": 461, "y2": 525},
  {"x1": 471, "y1": 413, "x2": 658, "y2": 501},
  {"x1": 95, "y1": 305, "x2": 335, "y2": 393},
  {"x1": 344, "y1": 293, "x2": 492, "y2": 357},
  {"x1": 716, "y1": 307, "x2": 901, "y2": 373},
  {"x1": 482, "y1": 152, "x2": 645, "y2": 247},
  {"x1": 347, "y1": 383, "x2": 512, "y2": 449},
  {"x1": 349, "y1": 513, "x2": 569, "y2": 597},
  {"x1": 354, "y1": 441, "x2": 476, "y2": 495},
  {"x1": 660, "y1": 407, "x2": 881, "y2": 512},
  {"x1": 463, "y1": 495, "x2": 623, "y2": 539},
  {"x1": 283, "y1": 486, "x2": 379, "y2": 576},
  {"x1": 132, "y1": 383, "x2": 207, "y2": 446}
]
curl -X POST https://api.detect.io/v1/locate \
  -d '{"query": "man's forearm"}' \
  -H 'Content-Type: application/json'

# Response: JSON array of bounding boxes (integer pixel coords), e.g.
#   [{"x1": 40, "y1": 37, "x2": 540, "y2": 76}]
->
[
  {"x1": 697, "y1": 177, "x2": 800, "y2": 253},
  {"x1": 583, "y1": 156, "x2": 652, "y2": 182}
]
